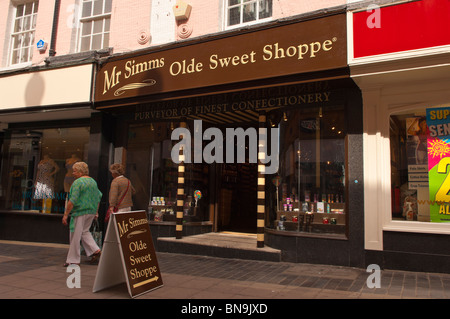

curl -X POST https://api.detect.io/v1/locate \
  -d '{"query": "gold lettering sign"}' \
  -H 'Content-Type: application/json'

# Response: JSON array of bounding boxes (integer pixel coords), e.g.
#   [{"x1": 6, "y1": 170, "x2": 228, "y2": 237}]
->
[
  {"x1": 95, "y1": 14, "x2": 346, "y2": 105},
  {"x1": 134, "y1": 92, "x2": 332, "y2": 121},
  {"x1": 115, "y1": 211, "x2": 163, "y2": 297},
  {"x1": 131, "y1": 81, "x2": 339, "y2": 121}
]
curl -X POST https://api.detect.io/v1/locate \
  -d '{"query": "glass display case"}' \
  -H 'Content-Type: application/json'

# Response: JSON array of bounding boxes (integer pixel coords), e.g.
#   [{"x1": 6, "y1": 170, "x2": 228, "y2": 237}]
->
[{"x1": 266, "y1": 104, "x2": 347, "y2": 236}]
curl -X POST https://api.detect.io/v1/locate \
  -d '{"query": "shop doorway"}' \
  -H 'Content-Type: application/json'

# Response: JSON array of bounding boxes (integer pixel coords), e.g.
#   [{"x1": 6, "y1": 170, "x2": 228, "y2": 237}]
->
[
  {"x1": 218, "y1": 162, "x2": 257, "y2": 233},
  {"x1": 213, "y1": 121, "x2": 259, "y2": 234}
]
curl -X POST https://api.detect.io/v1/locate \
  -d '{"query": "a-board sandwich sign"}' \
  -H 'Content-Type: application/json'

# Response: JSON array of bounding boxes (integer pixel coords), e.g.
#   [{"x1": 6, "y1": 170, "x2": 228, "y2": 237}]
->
[{"x1": 93, "y1": 210, "x2": 163, "y2": 298}]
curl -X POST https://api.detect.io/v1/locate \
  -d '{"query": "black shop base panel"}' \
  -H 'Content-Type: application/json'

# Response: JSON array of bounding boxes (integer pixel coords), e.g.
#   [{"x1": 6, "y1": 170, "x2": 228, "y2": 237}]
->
[
  {"x1": 0, "y1": 210, "x2": 70, "y2": 244},
  {"x1": 365, "y1": 231, "x2": 450, "y2": 274}
]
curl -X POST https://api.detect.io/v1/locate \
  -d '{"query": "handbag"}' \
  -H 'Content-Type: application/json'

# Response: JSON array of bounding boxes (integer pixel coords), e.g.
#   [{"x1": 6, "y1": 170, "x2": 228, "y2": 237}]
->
[
  {"x1": 91, "y1": 218, "x2": 103, "y2": 249},
  {"x1": 81, "y1": 218, "x2": 103, "y2": 255},
  {"x1": 105, "y1": 180, "x2": 130, "y2": 223}
]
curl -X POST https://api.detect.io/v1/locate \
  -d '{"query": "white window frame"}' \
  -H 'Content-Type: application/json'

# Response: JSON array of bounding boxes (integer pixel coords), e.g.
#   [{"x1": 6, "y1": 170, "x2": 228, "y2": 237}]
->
[
  {"x1": 8, "y1": 1, "x2": 39, "y2": 67},
  {"x1": 77, "y1": 0, "x2": 112, "y2": 52},
  {"x1": 362, "y1": 74, "x2": 450, "y2": 252},
  {"x1": 223, "y1": 0, "x2": 272, "y2": 30},
  {"x1": 384, "y1": 102, "x2": 450, "y2": 235}
]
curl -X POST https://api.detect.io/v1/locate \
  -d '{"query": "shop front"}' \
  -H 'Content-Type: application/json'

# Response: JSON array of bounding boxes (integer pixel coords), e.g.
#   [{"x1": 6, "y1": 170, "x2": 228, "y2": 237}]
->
[
  {"x1": 94, "y1": 11, "x2": 365, "y2": 267},
  {"x1": 0, "y1": 62, "x2": 108, "y2": 244},
  {"x1": 349, "y1": 0, "x2": 450, "y2": 273}
]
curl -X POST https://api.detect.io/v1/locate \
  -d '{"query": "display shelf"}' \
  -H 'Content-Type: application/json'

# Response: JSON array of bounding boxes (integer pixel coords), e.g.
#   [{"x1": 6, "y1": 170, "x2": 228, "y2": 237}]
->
[
  {"x1": 275, "y1": 200, "x2": 346, "y2": 233},
  {"x1": 149, "y1": 204, "x2": 205, "y2": 223},
  {"x1": 276, "y1": 211, "x2": 345, "y2": 223},
  {"x1": 277, "y1": 202, "x2": 345, "y2": 218},
  {"x1": 148, "y1": 204, "x2": 175, "y2": 222},
  {"x1": 150, "y1": 204, "x2": 175, "y2": 208},
  {"x1": 148, "y1": 211, "x2": 202, "y2": 223}
]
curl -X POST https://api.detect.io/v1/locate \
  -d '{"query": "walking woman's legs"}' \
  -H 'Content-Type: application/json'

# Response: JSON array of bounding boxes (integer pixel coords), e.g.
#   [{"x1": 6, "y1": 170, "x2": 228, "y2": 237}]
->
[
  {"x1": 65, "y1": 215, "x2": 100, "y2": 264},
  {"x1": 80, "y1": 214, "x2": 100, "y2": 257},
  {"x1": 66, "y1": 216, "x2": 82, "y2": 264}
]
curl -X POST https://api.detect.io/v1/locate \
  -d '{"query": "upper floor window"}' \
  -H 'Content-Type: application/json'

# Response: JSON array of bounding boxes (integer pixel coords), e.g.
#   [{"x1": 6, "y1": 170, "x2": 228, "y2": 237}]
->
[
  {"x1": 79, "y1": 0, "x2": 112, "y2": 52},
  {"x1": 10, "y1": 1, "x2": 39, "y2": 65},
  {"x1": 226, "y1": 0, "x2": 272, "y2": 28}
]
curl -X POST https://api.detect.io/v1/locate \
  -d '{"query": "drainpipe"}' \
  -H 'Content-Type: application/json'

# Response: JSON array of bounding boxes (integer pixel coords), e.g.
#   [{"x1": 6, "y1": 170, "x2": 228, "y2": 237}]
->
[{"x1": 49, "y1": 0, "x2": 61, "y2": 57}]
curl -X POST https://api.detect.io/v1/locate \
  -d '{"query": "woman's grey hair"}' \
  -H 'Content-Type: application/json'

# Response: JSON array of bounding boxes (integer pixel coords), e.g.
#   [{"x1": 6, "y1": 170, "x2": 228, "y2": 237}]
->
[
  {"x1": 72, "y1": 162, "x2": 89, "y2": 175},
  {"x1": 109, "y1": 163, "x2": 125, "y2": 176}
]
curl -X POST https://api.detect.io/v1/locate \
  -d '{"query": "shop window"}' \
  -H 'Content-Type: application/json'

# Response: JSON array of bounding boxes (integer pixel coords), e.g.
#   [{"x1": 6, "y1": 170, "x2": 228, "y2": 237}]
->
[
  {"x1": 390, "y1": 106, "x2": 450, "y2": 223},
  {"x1": 225, "y1": 0, "x2": 272, "y2": 29},
  {"x1": 265, "y1": 105, "x2": 347, "y2": 235},
  {"x1": 9, "y1": 1, "x2": 39, "y2": 65},
  {"x1": 78, "y1": 0, "x2": 112, "y2": 52},
  {"x1": 0, "y1": 127, "x2": 90, "y2": 214},
  {"x1": 127, "y1": 122, "x2": 211, "y2": 223}
]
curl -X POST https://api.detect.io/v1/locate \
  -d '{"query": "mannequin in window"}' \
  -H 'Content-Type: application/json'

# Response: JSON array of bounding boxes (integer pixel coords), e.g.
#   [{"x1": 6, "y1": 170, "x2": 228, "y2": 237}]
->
[
  {"x1": 64, "y1": 154, "x2": 81, "y2": 192},
  {"x1": 407, "y1": 117, "x2": 428, "y2": 165},
  {"x1": 64, "y1": 154, "x2": 81, "y2": 211},
  {"x1": 33, "y1": 154, "x2": 60, "y2": 213}
]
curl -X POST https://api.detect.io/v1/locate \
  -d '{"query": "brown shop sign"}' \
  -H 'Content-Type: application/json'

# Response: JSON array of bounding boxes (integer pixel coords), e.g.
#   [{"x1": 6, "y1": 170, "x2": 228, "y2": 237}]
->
[
  {"x1": 95, "y1": 14, "x2": 346, "y2": 103},
  {"x1": 115, "y1": 211, "x2": 163, "y2": 297}
]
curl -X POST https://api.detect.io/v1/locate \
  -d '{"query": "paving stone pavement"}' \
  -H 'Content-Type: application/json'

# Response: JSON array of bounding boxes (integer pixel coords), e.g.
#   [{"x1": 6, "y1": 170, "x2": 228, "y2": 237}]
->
[{"x1": 1, "y1": 240, "x2": 450, "y2": 302}]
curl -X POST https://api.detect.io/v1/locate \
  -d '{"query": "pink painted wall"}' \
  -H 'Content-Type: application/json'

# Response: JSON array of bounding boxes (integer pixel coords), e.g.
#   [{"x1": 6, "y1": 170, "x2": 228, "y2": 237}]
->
[
  {"x1": 273, "y1": 0, "x2": 345, "y2": 18},
  {"x1": 0, "y1": 1, "x2": 77, "y2": 67},
  {"x1": 32, "y1": 1, "x2": 59, "y2": 65},
  {"x1": 1, "y1": 0, "x2": 348, "y2": 68},
  {"x1": 174, "y1": 0, "x2": 220, "y2": 41},
  {"x1": 0, "y1": 1, "x2": 9, "y2": 65},
  {"x1": 109, "y1": 0, "x2": 152, "y2": 52}
]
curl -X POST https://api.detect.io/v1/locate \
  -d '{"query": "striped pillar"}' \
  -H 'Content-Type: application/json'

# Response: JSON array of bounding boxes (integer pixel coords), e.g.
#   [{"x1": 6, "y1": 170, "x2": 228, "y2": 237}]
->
[
  {"x1": 176, "y1": 122, "x2": 186, "y2": 239},
  {"x1": 257, "y1": 113, "x2": 266, "y2": 248}
]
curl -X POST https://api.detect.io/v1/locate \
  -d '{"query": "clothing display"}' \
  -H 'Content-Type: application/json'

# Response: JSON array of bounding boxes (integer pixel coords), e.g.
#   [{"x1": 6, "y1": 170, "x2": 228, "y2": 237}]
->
[
  {"x1": 64, "y1": 162, "x2": 76, "y2": 190},
  {"x1": 64, "y1": 155, "x2": 81, "y2": 192},
  {"x1": 33, "y1": 158, "x2": 58, "y2": 199}
]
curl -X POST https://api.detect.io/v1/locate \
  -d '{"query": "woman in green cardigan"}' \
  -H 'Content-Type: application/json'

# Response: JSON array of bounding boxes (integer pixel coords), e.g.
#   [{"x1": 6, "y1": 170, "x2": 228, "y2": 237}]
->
[{"x1": 62, "y1": 162, "x2": 102, "y2": 267}]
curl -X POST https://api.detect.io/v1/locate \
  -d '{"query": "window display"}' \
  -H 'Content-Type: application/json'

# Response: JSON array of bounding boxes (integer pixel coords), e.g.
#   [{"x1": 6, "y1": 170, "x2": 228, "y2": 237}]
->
[
  {"x1": 127, "y1": 123, "x2": 178, "y2": 221},
  {"x1": 127, "y1": 122, "x2": 210, "y2": 223},
  {"x1": 266, "y1": 105, "x2": 347, "y2": 235},
  {"x1": 33, "y1": 154, "x2": 59, "y2": 213},
  {"x1": 0, "y1": 127, "x2": 90, "y2": 214},
  {"x1": 390, "y1": 105, "x2": 450, "y2": 223}
]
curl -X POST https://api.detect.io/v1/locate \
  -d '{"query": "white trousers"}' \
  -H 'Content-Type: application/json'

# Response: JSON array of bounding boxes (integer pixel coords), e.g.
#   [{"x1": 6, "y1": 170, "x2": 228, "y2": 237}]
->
[{"x1": 66, "y1": 214, "x2": 100, "y2": 264}]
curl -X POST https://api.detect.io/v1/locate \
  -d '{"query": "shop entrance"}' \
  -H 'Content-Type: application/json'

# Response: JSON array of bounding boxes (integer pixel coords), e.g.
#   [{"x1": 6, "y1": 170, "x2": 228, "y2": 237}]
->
[
  {"x1": 213, "y1": 122, "x2": 258, "y2": 234},
  {"x1": 217, "y1": 162, "x2": 258, "y2": 233}
]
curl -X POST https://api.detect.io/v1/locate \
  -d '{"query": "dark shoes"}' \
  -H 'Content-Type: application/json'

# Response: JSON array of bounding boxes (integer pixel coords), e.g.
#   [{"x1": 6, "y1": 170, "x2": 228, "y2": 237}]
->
[
  {"x1": 90, "y1": 250, "x2": 101, "y2": 264},
  {"x1": 63, "y1": 262, "x2": 79, "y2": 267},
  {"x1": 63, "y1": 250, "x2": 101, "y2": 267}
]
